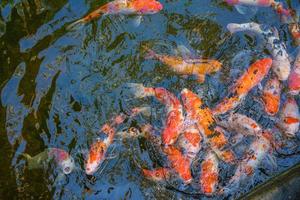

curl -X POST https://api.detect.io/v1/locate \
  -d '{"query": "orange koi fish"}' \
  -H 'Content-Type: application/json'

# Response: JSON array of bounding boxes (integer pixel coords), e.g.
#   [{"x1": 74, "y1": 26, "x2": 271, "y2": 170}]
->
[
  {"x1": 181, "y1": 88, "x2": 235, "y2": 163},
  {"x1": 177, "y1": 125, "x2": 202, "y2": 160},
  {"x1": 142, "y1": 168, "x2": 171, "y2": 182},
  {"x1": 68, "y1": 0, "x2": 163, "y2": 29},
  {"x1": 144, "y1": 48, "x2": 222, "y2": 83},
  {"x1": 127, "y1": 83, "x2": 184, "y2": 145},
  {"x1": 200, "y1": 151, "x2": 219, "y2": 195},
  {"x1": 261, "y1": 77, "x2": 281, "y2": 116},
  {"x1": 277, "y1": 97, "x2": 300, "y2": 137},
  {"x1": 227, "y1": 23, "x2": 290, "y2": 81},
  {"x1": 222, "y1": 130, "x2": 273, "y2": 193},
  {"x1": 163, "y1": 145, "x2": 193, "y2": 184},
  {"x1": 213, "y1": 58, "x2": 272, "y2": 115},
  {"x1": 218, "y1": 113, "x2": 261, "y2": 136},
  {"x1": 288, "y1": 49, "x2": 300, "y2": 95}
]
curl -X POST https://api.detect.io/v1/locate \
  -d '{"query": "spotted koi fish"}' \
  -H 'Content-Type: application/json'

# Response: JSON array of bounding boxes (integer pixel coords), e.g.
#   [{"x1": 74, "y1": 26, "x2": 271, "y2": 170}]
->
[
  {"x1": 288, "y1": 49, "x2": 300, "y2": 95},
  {"x1": 261, "y1": 77, "x2": 281, "y2": 116},
  {"x1": 277, "y1": 97, "x2": 300, "y2": 137},
  {"x1": 181, "y1": 88, "x2": 235, "y2": 163},
  {"x1": 68, "y1": 0, "x2": 163, "y2": 29},
  {"x1": 227, "y1": 22, "x2": 290, "y2": 80},
  {"x1": 144, "y1": 47, "x2": 222, "y2": 83},
  {"x1": 213, "y1": 58, "x2": 272, "y2": 115}
]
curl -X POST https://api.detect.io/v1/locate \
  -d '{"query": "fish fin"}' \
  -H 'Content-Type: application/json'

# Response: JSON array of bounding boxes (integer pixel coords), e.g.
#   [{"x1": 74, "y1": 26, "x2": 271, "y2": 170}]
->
[
  {"x1": 234, "y1": 5, "x2": 258, "y2": 16},
  {"x1": 175, "y1": 44, "x2": 193, "y2": 59},
  {"x1": 21, "y1": 153, "x2": 32, "y2": 161},
  {"x1": 132, "y1": 15, "x2": 143, "y2": 27},
  {"x1": 143, "y1": 47, "x2": 157, "y2": 60},
  {"x1": 263, "y1": 154, "x2": 277, "y2": 171},
  {"x1": 53, "y1": 173, "x2": 66, "y2": 186},
  {"x1": 66, "y1": 19, "x2": 86, "y2": 30},
  {"x1": 195, "y1": 74, "x2": 205, "y2": 83},
  {"x1": 123, "y1": 83, "x2": 152, "y2": 98},
  {"x1": 135, "y1": 106, "x2": 152, "y2": 117},
  {"x1": 284, "y1": 117, "x2": 300, "y2": 124},
  {"x1": 105, "y1": 154, "x2": 118, "y2": 160}
]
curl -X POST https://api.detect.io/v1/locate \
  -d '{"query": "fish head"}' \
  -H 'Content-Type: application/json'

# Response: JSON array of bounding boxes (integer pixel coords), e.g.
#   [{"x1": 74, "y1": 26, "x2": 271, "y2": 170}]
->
[
  {"x1": 85, "y1": 160, "x2": 100, "y2": 175},
  {"x1": 61, "y1": 157, "x2": 75, "y2": 174},
  {"x1": 85, "y1": 141, "x2": 106, "y2": 175}
]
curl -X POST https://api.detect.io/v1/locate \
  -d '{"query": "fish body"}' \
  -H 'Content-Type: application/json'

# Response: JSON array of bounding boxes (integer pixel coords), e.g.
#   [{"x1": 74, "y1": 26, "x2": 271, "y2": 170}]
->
[
  {"x1": 200, "y1": 151, "x2": 219, "y2": 195},
  {"x1": 288, "y1": 50, "x2": 300, "y2": 95},
  {"x1": 289, "y1": 23, "x2": 300, "y2": 46},
  {"x1": 224, "y1": 0, "x2": 273, "y2": 6},
  {"x1": 213, "y1": 58, "x2": 272, "y2": 115},
  {"x1": 68, "y1": 0, "x2": 163, "y2": 28},
  {"x1": 227, "y1": 22, "x2": 290, "y2": 80},
  {"x1": 163, "y1": 145, "x2": 192, "y2": 184},
  {"x1": 262, "y1": 77, "x2": 281, "y2": 116},
  {"x1": 23, "y1": 148, "x2": 75, "y2": 174},
  {"x1": 145, "y1": 48, "x2": 222, "y2": 83},
  {"x1": 218, "y1": 113, "x2": 261, "y2": 136},
  {"x1": 277, "y1": 97, "x2": 300, "y2": 137},
  {"x1": 177, "y1": 125, "x2": 202, "y2": 160},
  {"x1": 142, "y1": 168, "x2": 171, "y2": 182},
  {"x1": 181, "y1": 88, "x2": 235, "y2": 163}
]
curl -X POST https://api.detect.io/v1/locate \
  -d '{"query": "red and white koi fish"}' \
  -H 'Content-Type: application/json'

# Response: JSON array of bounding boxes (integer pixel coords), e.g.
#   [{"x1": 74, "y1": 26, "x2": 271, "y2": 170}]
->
[
  {"x1": 22, "y1": 148, "x2": 75, "y2": 175},
  {"x1": 126, "y1": 83, "x2": 184, "y2": 145},
  {"x1": 200, "y1": 151, "x2": 219, "y2": 195},
  {"x1": 68, "y1": 0, "x2": 163, "y2": 29},
  {"x1": 144, "y1": 47, "x2": 222, "y2": 83},
  {"x1": 177, "y1": 125, "x2": 202, "y2": 160},
  {"x1": 222, "y1": 130, "x2": 274, "y2": 193},
  {"x1": 181, "y1": 88, "x2": 235, "y2": 163},
  {"x1": 218, "y1": 113, "x2": 261, "y2": 136},
  {"x1": 227, "y1": 22, "x2": 290, "y2": 80},
  {"x1": 163, "y1": 145, "x2": 193, "y2": 184},
  {"x1": 213, "y1": 58, "x2": 272, "y2": 115},
  {"x1": 261, "y1": 77, "x2": 281, "y2": 116},
  {"x1": 277, "y1": 97, "x2": 300, "y2": 137},
  {"x1": 288, "y1": 49, "x2": 300, "y2": 95},
  {"x1": 142, "y1": 168, "x2": 171, "y2": 182},
  {"x1": 85, "y1": 107, "x2": 150, "y2": 175}
]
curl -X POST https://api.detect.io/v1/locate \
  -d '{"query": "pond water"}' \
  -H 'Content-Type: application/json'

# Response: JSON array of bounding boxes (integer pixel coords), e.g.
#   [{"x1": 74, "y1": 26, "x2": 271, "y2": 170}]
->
[{"x1": 0, "y1": 0, "x2": 300, "y2": 199}]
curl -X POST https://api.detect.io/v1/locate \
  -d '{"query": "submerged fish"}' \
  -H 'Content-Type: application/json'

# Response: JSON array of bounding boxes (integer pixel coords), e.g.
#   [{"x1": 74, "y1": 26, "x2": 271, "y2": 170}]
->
[
  {"x1": 142, "y1": 167, "x2": 171, "y2": 182},
  {"x1": 288, "y1": 23, "x2": 300, "y2": 46},
  {"x1": 213, "y1": 58, "x2": 272, "y2": 115},
  {"x1": 22, "y1": 148, "x2": 75, "y2": 175},
  {"x1": 126, "y1": 83, "x2": 184, "y2": 145},
  {"x1": 277, "y1": 97, "x2": 300, "y2": 138},
  {"x1": 227, "y1": 22, "x2": 290, "y2": 80},
  {"x1": 144, "y1": 47, "x2": 222, "y2": 83},
  {"x1": 261, "y1": 77, "x2": 281, "y2": 116},
  {"x1": 288, "y1": 49, "x2": 300, "y2": 95},
  {"x1": 200, "y1": 151, "x2": 219, "y2": 196},
  {"x1": 181, "y1": 88, "x2": 235, "y2": 163},
  {"x1": 68, "y1": 0, "x2": 163, "y2": 29}
]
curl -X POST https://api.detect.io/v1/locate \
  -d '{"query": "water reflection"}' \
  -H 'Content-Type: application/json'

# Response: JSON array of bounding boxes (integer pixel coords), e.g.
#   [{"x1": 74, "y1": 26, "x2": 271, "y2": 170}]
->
[{"x1": 0, "y1": 0, "x2": 300, "y2": 199}]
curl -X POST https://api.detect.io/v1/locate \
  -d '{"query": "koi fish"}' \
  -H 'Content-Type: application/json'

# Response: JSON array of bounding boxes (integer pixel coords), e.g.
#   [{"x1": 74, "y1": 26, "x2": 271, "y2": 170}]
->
[
  {"x1": 144, "y1": 47, "x2": 222, "y2": 83},
  {"x1": 261, "y1": 77, "x2": 281, "y2": 116},
  {"x1": 68, "y1": 0, "x2": 163, "y2": 29},
  {"x1": 200, "y1": 151, "x2": 219, "y2": 195},
  {"x1": 218, "y1": 113, "x2": 262, "y2": 136},
  {"x1": 227, "y1": 22, "x2": 290, "y2": 80},
  {"x1": 222, "y1": 130, "x2": 273, "y2": 193},
  {"x1": 213, "y1": 58, "x2": 272, "y2": 115},
  {"x1": 288, "y1": 23, "x2": 300, "y2": 46},
  {"x1": 277, "y1": 97, "x2": 300, "y2": 137},
  {"x1": 142, "y1": 168, "x2": 171, "y2": 182},
  {"x1": 126, "y1": 83, "x2": 184, "y2": 145},
  {"x1": 288, "y1": 49, "x2": 300, "y2": 95},
  {"x1": 177, "y1": 125, "x2": 202, "y2": 160},
  {"x1": 181, "y1": 88, "x2": 235, "y2": 163},
  {"x1": 163, "y1": 145, "x2": 193, "y2": 184},
  {"x1": 22, "y1": 148, "x2": 75, "y2": 174}
]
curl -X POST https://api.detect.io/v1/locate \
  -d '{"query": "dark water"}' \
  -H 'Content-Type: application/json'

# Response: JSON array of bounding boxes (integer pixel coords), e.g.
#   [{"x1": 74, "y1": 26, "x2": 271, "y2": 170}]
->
[{"x1": 1, "y1": 0, "x2": 300, "y2": 199}]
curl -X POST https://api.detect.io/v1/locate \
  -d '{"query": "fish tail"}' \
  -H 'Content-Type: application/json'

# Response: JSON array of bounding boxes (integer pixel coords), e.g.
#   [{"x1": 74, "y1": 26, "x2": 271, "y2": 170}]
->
[
  {"x1": 123, "y1": 83, "x2": 153, "y2": 98},
  {"x1": 66, "y1": 18, "x2": 87, "y2": 30},
  {"x1": 131, "y1": 106, "x2": 152, "y2": 117},
  {"x1": 143, "y1": 46, "x2": 157, "y2": 60},
  {"x1": 21, "y1": 153, "x2": 32, "y2": 161}
]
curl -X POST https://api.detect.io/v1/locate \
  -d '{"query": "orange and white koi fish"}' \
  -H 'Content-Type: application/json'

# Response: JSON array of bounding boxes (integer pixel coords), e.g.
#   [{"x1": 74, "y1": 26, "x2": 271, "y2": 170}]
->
[
  {"x1": 85, "y1": 107, "x2": 150, "y2": 175},
  {"x1": 144, "y1": 48, "x2": 222, "y2": 83},
  {"x1": 126, "y1": 83, "x2": 184, "y2": 145},
  {"x1": 213, "y1": 58, "x2": 272, "y2": 115},
  {"x1": 218, "y1": 113, "x2": 261, "y2": 136},
  {"x1": 200, "y1": 151, "x2": 219, "y2": 195},
  {"x1": 261, "y1": 77, "x2": 281, "y2": 116},
  {"x1": 68, "y1": 0, "x2": 163, "y2": 29},
  {"x1": 227, "y1": 22, "x2": 290, "y2": 80},
  {"x1": 181, "y1": 88, "x2": 235, "y2": 163},
  {"x1": 163, "y1": 145, "x2": 192, "y2": 184},
  {"x1": 288, "y1": 49, "x2": 300, "y2": 95},
  {"x1": 142, "y1": 168, "x2": 171, "y2": 182},
  {"x1": 222, "y1": 130, "x2": 273, "y2": 193},
  {"x1": 277, "y1": 97, "x2": 300, "y2": 137},
  {"x1": 177, "y1": 125, "x2": 202, "y2": 160}
]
